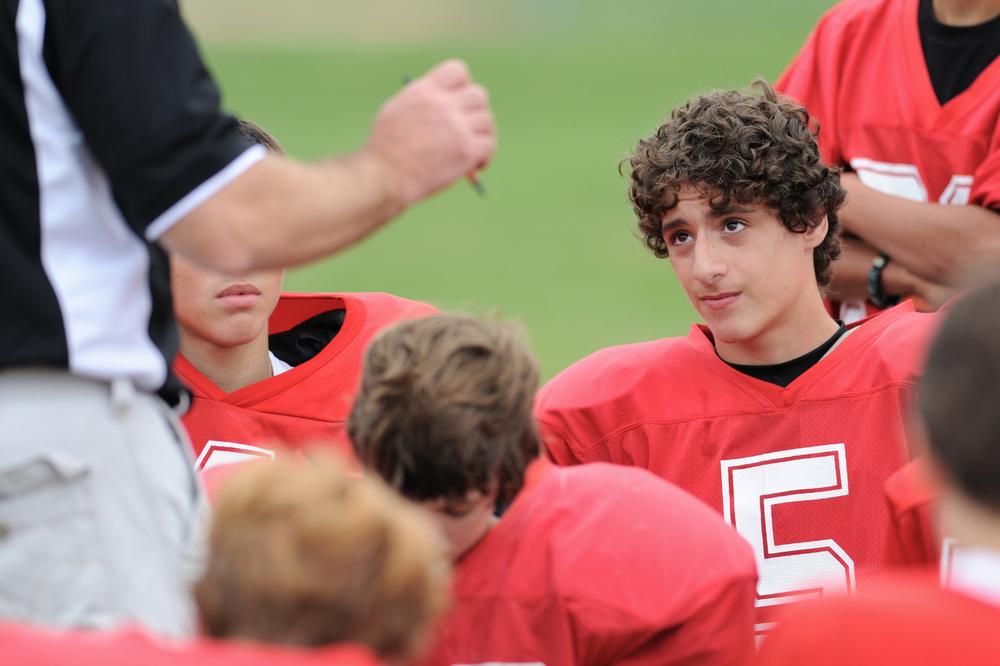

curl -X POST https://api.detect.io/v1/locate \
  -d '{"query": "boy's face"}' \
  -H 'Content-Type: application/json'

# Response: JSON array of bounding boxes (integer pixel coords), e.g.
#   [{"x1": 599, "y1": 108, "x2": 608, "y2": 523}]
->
[
  {"x1": 662, "y1": 185, "x2": 827, "y2": 348},
  {"x1": 420, "y1": 491, "x2": 498, "y2": 562},
  {"x1": 171, "y1": 254, "x2": 284, "y2": 348}
]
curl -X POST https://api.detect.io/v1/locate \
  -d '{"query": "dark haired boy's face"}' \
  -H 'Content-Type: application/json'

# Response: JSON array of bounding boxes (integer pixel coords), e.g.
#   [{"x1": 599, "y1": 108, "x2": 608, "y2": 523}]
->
[
  {"x1": 420, "y1": 491, "x2": 498, "y2": 561},
  {"x1": 661, "y1": 185, "x2": 825, "y2": 348}
]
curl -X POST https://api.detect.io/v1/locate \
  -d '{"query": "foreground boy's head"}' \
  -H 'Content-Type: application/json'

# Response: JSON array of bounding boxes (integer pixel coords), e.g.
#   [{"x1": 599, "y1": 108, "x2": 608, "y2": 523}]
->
[
  {"x1": 627, "y1": 81, "x2": 845, "y2": 353},
  {"x1": 919, "y1": 280, "x2": 1000, "y2": 523},
  {"x1": 194, "y1": 456, "x2": 449, "y2": 662},
  {"x1": 348, "y1": 314, "x2": 540, "y2": 559}
]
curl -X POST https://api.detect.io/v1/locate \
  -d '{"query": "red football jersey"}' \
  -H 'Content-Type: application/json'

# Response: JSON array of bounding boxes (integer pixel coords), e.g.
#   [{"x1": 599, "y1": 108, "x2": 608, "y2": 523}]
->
[
  {"x1": 176, "y1": 292, "x2": 435, "y2": 471},
  {"x1": 883, "y1": 458, "x2": 940, "y2": 569},
  {"x1": 419, "y1": 458, "x2": 758, "y2": 666},
  {"x1": 536, "y1": 303, "x2": 938, "y2": 634},
  {"x1": 0, "y1": 624, "x2": 379, "y2": 666},
  {"x1": 777, "y1": 0, "x2": 1000, "y2": 321},
  {"x1": 755, "y1": 575, "x2": 1000, "y2": 665},
  {"x1": 777, "y1": 0, "x2": 1000, "y2": 210}
]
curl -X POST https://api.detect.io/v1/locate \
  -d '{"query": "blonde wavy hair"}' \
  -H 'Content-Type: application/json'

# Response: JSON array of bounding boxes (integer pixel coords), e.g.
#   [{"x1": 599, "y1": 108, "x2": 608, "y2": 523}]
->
[{"x1": 194, "y1": 454, "x2": 450, "y2": 661}]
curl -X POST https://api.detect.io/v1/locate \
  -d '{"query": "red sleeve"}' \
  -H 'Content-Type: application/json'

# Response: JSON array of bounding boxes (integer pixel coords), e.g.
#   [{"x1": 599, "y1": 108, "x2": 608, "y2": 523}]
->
[
  {"x1": 607, "y1": 577, "x2": 757, "y2": 666},
  {"x1": 754, "y1": 603, "x2": 847, "y2": 666},
  {"x1": 537, "y1": 418, "x2": 583, "y2": 465},
  {"x1": 971, "y1": 121, "x2": 1000, "y2": 210},
  {"x1": 883, "y1": 459, "x2": 940, "y2": 568},
  {"x1": 775, "y1": 4, "x2": 859, "y2": 168}
]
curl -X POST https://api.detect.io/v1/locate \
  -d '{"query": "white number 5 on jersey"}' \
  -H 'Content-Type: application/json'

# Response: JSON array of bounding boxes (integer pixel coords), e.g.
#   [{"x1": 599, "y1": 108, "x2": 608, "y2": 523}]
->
[{"x1": 721, "y1": 444, "x2": 856, "y2": 623}]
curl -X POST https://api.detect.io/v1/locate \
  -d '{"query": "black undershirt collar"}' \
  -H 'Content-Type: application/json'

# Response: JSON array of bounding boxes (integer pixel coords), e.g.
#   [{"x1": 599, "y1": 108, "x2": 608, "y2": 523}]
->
[
  {"x1": 722, "y1": 323, "x2": 847, "y2": 388},
  {"x1": 918, "y1": 0, "x2": 1000, "y2": 105}
]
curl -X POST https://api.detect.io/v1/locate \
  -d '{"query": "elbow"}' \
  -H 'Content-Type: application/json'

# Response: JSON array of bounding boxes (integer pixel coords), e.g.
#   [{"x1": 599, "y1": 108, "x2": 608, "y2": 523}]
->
[
  {"x1": 160, "y1": 208, "x2": 263, "y2": 277},
  {"x1": 924, "y1": 231, "x2": 999, "y2": 285}
]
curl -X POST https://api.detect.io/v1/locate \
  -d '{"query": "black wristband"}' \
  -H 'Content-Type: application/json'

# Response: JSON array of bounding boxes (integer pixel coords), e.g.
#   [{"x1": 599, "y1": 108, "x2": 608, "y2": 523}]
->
[{"x1": 868, "y1": 253, "x2": 901, "y2": 309}]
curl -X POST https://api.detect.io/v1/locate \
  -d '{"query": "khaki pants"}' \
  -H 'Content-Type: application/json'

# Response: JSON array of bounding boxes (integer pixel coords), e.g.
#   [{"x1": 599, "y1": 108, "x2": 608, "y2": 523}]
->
[{"x1": 0, "y1": 369, "x2": 205, "y2": 637}]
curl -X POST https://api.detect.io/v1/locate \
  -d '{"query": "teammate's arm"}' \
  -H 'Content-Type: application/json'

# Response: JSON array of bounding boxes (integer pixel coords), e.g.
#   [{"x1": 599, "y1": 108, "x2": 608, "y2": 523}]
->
[
  {"x1": 829, "y1": 236, "x2": 955, "y2": 310},
  {"x1": 161, "y1": 61, "x2": 493, "y2": 274},
  {"x1": 840, "y1": 173, "x2": 1000, "y2": 285}
]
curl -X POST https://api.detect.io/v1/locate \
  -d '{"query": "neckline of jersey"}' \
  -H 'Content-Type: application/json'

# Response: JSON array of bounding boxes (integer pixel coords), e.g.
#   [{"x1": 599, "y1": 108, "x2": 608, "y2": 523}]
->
[
  {"x1": 175, "y1": 293, "x2": 366, "y2": 405},
  {"x1": 687, "y1": 301, "x2": 916, "y2": 406},
  {"x1": 900, "y1": 0, "x2": 1000, "y2": 118}
]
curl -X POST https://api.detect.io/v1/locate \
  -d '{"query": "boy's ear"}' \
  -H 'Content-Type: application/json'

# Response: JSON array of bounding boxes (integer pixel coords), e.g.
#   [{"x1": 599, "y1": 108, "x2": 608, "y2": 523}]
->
[{"x1": 802, "y1": 215, "x2": 829, "y2": 250}]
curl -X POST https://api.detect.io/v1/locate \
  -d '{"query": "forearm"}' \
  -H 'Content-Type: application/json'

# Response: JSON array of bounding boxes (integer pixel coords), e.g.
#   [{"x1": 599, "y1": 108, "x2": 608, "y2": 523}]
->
[
  {"x1": 160, "y1": 152, "x2": 404, "y2": 274},
  {"x1": 829, "y1": 237, "x2": 923, "y2": 303},
  {"x1": 839, "y1": 174, "x2": 1000, "y2": 283},
  {"x1": 830, "y1": 236, "x2": 954, "y2": 311}
]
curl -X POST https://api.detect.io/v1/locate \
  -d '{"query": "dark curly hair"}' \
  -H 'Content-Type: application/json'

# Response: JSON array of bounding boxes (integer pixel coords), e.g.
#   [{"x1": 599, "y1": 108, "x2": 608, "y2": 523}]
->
[{"x1": 626, "y1": 80, "x2": 845, "y2": 287}]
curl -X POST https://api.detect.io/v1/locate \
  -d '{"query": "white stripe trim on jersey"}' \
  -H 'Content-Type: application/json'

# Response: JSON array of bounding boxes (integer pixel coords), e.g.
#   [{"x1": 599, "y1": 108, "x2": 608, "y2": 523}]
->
[
  {"x1": 268, "y1": 350, "x2": 293, "y2": 376},
  {"x1": 17, "y1": 0, "x2": 166, "y2": 391},
  {"x1": 947, "y1": 548, "x2": 1000, "y2": 610},
  {"x1": 145, "y1": 144, "x2": 267, "y2": 241}
]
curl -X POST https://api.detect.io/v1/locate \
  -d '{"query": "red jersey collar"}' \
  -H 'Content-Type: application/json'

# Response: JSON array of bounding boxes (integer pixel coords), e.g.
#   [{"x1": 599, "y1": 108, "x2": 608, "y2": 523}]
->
[
  {"x1": 173, "y1": 292, "x2": 367, "y2": 405},
  {"x1": 684, "y1": 300, "x2": 917, "y2": 406}
]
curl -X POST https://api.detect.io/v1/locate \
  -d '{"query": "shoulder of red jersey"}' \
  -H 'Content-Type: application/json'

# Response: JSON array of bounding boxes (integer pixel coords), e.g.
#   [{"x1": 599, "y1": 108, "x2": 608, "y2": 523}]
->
[
  {"x1": 500, "y1": 461, "x2": 756, "y2": 612},
  {"x1": 851, "y1": 302, "x2": 939, "y2": 382},
  {"x1": 538, "y1": 335, "x2": 686, "y2": 395},
  {"x1": 536, "y1": 335, "x2": 701, "y2": 433},
  {"x1": 446, "y1": 460, "x2": 756, "y2": 664},
  {"x1": 778, "y1": 0, "x2": 898, "y2": 78},
  {"x1": 812, "y1": 0, "x2": 900, "y2": 33},
  {"x1": 0, "y1": 624, "x2": 381, "y2": 665},
  {"x1": 757, "y1": 574, "x2": 1000, "y2": 666}
]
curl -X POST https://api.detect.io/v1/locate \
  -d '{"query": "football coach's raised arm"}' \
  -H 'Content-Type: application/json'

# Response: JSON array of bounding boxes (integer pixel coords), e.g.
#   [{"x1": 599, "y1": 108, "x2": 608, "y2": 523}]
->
[{"x1": 161, "y1": 59, "x2": 495, "y2": 274}]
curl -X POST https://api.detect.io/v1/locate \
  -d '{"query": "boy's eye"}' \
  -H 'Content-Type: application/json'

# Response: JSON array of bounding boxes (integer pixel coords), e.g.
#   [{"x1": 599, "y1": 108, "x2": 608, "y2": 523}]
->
[
  {"x1": 669, "y1": 231, "x2": 693, "y2": 246},
  {"x1": 723, "y1": 219, "x2": 747, "y2": 233},
  {"x1": 441, "y1": 505, "x2": 472, "y2": 518}
]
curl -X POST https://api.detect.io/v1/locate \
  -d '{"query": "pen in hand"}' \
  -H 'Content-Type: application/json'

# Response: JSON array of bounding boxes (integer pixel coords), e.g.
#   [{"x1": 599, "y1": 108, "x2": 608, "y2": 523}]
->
[{"x1": 402, "y1": 74, "x2": 487, "y2": 198}]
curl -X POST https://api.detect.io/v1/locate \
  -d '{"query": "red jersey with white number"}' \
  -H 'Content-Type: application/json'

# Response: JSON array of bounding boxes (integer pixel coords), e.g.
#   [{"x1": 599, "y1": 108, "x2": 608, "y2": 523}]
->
[
  {"x1": 777, "y1": 0, "x2": 1000, "y2": 321},
  {"x1": 777, "y1": 0, "x2": 1000, "y2": 210},
  {"x1": 536, "y1": 303, "x2": 938, "y2": 634},
  {"x1": 755, "y1": 575, "x2": 1000, "y2": 666},
  {"x1": 419, "y1": 458, "x2": 758, "y2": 666},
  {"x1": 176, "y1": 292, "x2": 435, "y2": 471},
  {"x1": 0, "y1": 625, "x2": 380, "y2": 666}
]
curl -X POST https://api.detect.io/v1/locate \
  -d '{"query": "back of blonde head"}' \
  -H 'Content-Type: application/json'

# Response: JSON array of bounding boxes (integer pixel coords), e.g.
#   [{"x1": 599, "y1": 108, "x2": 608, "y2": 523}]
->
[{"x1": 194, "y1": 454, "x2": 450, "y2": 661}]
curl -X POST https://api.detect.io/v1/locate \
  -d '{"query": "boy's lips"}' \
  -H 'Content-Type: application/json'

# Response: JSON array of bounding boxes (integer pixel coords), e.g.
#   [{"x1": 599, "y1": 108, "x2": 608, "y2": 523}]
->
[
  {"x1": 216, "y1": 283, "x2": 262, "y2": 307},
  {"x1": 699, "y1": 291, "x2": 741, "y2": 311}
]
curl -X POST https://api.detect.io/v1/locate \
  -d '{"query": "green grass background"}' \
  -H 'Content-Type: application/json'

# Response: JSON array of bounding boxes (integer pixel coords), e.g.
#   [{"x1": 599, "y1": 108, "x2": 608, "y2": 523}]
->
[{"x1": 190, "y1": 0, "x2": 836, "y2": 380}]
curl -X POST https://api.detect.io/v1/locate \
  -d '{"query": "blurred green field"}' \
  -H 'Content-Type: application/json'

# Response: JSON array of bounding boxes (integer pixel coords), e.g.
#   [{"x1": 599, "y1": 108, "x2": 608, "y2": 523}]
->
[{"x1": 189, "y1": 0, "x2": 836, "y2": 380}]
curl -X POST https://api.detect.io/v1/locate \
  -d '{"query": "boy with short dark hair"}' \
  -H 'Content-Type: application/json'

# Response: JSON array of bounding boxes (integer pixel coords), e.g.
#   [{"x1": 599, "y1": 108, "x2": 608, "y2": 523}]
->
[{"x1": 349, "y1": 314, "x2": 758, "y2": 666}]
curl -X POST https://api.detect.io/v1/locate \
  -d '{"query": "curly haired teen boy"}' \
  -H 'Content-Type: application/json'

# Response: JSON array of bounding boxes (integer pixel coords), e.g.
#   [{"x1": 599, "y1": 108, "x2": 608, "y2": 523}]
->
[{"x1": 536, "y1": 81, "x2": 940, "y2": 636}]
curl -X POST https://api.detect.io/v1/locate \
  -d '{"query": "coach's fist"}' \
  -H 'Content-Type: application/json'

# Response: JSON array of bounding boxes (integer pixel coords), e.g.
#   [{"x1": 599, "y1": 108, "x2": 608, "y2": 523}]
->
[{"x1": 365, "y1": 59, "x2": 496, "y2": 206}]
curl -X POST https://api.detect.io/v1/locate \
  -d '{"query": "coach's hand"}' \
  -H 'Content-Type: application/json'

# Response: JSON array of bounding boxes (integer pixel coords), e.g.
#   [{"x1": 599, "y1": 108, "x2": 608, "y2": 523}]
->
[{"x1": 365, "y1": 59, "x2": 496, "y2": 206}]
